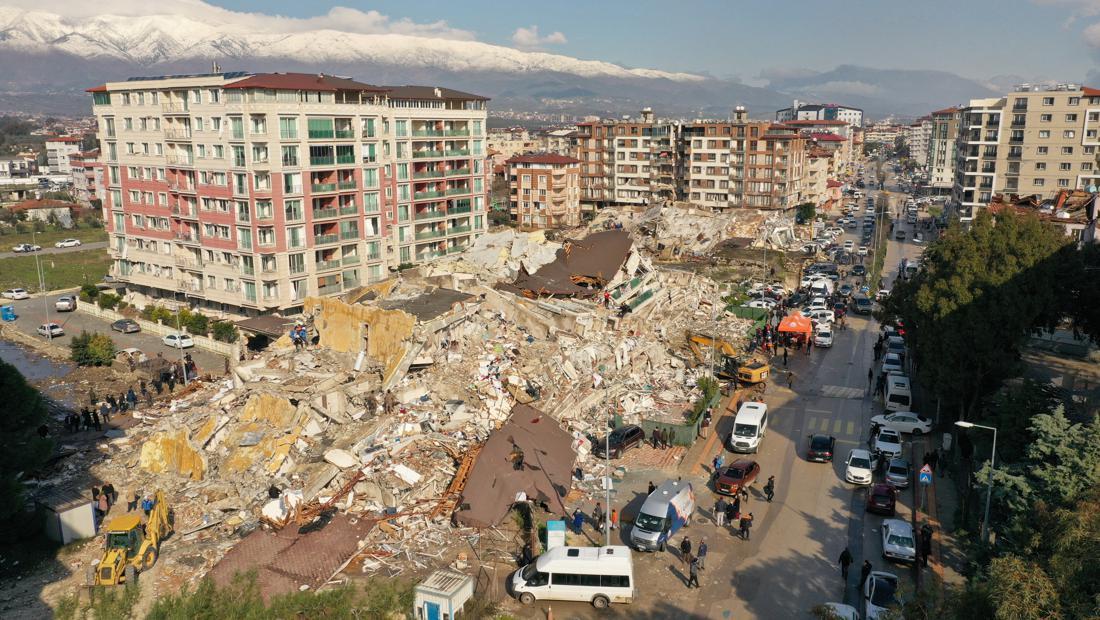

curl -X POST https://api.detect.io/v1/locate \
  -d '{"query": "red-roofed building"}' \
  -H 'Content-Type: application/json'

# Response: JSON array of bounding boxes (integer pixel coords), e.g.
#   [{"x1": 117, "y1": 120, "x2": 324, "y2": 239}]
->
[
  {"x1": 9, "y1": 199, "x2": 79, "y2": 227},
  {"x1": 506, "y1": 153, "x2": 582, "y2": 228}
]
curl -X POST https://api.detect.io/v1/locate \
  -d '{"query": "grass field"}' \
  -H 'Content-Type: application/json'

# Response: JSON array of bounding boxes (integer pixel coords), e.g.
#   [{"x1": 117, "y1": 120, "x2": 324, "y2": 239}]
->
[
  {"x1": 0, "y1": 249, "x2": 110, "y2": 292},
  {"x1": 0, "y1": 226, "x2": 107, "y2": 250}
]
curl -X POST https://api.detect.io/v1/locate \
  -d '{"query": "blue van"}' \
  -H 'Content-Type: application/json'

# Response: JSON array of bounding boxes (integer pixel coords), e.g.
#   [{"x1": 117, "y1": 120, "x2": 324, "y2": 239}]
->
[{"x1": 629, "y1": 480, "x2": 695, "y2": 551}]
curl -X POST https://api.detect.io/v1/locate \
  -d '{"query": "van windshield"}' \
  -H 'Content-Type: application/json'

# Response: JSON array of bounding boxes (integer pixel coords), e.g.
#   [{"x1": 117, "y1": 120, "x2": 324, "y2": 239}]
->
[
  {"x1": 635, "y1": 511, "x2": 667, "y2": 532},
  {"x1": 734, "y1": 423, "x2": 758, "y2": 437},
  {"x1": 888, "y1": 394, "x2": 910, "y2": 405}
]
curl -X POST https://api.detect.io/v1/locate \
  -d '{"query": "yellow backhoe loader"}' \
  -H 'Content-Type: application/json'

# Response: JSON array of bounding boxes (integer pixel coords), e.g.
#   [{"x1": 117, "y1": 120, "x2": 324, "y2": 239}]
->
[{"x1": 88, "y1": 490, "x2": 172, "y2": 586}]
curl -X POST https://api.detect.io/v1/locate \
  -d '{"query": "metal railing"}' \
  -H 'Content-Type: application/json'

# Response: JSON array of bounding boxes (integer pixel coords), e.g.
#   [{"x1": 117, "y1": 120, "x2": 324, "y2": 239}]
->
[
  {"x1": 445, "y1": 187, "x2": 470, "y2": 196},
  {"x1": 315, "y1": 233, "x2": 339, "y2": 245},
  {"x1": 413, "y1": 150, "x2": 444, "y2": 159},
  {"x1": 414, "y1": 190, "x2": 444, "y2": 200},
  {"x1": 340, "y1": 230, "x2": 360, "y2": 240},
  {"x1": 313, "y1": 208, "x2": 338, "y2": 219},
  {"x1": 338, "y1": 181, "x2": 357, "y2": 190},
  {"x1": 312, "y1": 183, "x2": 337, "y2": 193},
  {"x1": 341, "y1": 255, "x2": 360, "y2": 266},
  {"x1": 161, "y1": 102, "x2": 189, "y2": 113},
  {"x1": 416, "y1": 210, "x2": 444, "y2": 220},
  {"x1": 318, "y1": 283, "x2": 342, "y2": 295},
  {"x1": 448, "y1": 225, "x2": 472, "y2": 235},
  {"x1": 310, "y1": 156, "x2": 335, "y2": 166},
  {"x1": 316, "y1": 259, "x2": 341, "y2": 271},
  {"x1": 339, "y1": 205, "x2": 358, "y2": 216},
  {"x1": 415, "y1": 229, "x2": 445, "y2": 240}
]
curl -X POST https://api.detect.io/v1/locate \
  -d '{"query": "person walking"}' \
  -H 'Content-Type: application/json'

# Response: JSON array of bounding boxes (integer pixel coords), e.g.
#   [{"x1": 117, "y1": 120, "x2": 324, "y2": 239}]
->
[
  {"x1": 609, "y1": 508, "x2": 618, "y2": 531},
  {"x1": 920, "y1": 524, "x2": 933, "y2": 568},
  {"x1": 715, "y1": 497, "x2": 727, "y2": 527},
  {"x1": 697, "y1": 539, "x2": 708, "y2": 570},
  {"x1": 91, "y1": 409, "x2": 102, "y2": 432},
  {"x1": 838, "y1": 547, "x2": 854, "y2": 580},
  {"x1": 127, "y1": 492, "x2": 140, "y2": 512},
  {"x1": 725, "y1": 500, "x2": 737, "y2": 527},
  {"x1": 592, "y1": 502, "x2": 605, "y2": 532},
  {"x1": 687, "y1": 556, "x2": 701, "y2": 588},
  {"x1": 783, "y1": 347, "x2": 788, "y2": 367},
  {"x1": 712, "y1": 453, "x2": 725, "y2": 476},
  {"x1": 571, "y1": 509, "x2": 584, "y2": 534},
  {"x1": 860, "y1": 560, "x2": 873, "y2": 587},
  {"x1": 868, "y1": 367, "x2": 874, "y2": 393},
  {"x1": 383, "y1": 390, "x2": 397, "y2": 415},
  {"x1": 679, "y1": 536, "x2": 692, "y2": 566},
  {"x1": 739, "y1": 513, "x2": 753, "y2": 540},
  {"x1": 763, "y1": 476, "x2": 775, "y2": 503},
  {"x1": 126, "y1": 388, "x2": 137, "y2": 411},
  {"x1": 787, "y1": 371, "x2": 795, "y2": 391}
]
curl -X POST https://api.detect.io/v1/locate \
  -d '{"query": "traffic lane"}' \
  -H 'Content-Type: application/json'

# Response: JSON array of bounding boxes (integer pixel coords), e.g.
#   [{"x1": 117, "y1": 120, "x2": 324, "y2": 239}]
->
[
  {"x1": 0, "y1": 241, "x2": 108, "y2": 260},
  {"x1": 0, "y1": 296, "x2": 227, "y2": 374}
]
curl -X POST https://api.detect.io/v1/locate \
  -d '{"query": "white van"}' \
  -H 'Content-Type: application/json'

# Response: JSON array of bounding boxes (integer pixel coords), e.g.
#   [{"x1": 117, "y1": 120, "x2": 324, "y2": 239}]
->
[
  {"x1": 511, "y1": 546, "x2": 635, "y2": 609},
  {"x1": 630, "y1": 479, "x2": 695, "y2": 552},
  {"x1": 885, "y1": 375, "x2": 912, "y2": 412},
  {"x1": 727, "y1": 402, "x2": 768, "y2": 453}
]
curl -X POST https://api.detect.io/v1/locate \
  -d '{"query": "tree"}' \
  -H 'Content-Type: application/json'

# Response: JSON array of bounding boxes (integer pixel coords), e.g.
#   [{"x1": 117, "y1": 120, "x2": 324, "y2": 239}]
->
[
  {"x1": 795, "y1": 202, "x2": 816, "y2": 223},
  {"x1": 69, "y1": 331, "x2": 116, "y2": 366},
  {"x1": 0, "y1": 361, "x2": 53, "y2": 521},
  {"x1": 987, "y1": 556, "x2": 1062, "y2": 620},
  {"x1": 882, "y1": 209, "x2": 1071, "y2": 419}
]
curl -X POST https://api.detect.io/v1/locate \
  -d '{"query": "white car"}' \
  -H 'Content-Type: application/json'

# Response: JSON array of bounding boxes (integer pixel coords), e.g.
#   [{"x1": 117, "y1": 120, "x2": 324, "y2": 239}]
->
[
  {"x1": 881, "y1": 352, "x2": 904, "y2": 375},
  {"x1": 881, "y1": 519, "x2": 916, "y2": 563},
  {"x1": 826, "y1": 226, "x2": 844, "y2": 235},
  {"x1": 843, "y1": 240, "x2": 854, "y2": 251},
  {"x1": 871, "y1": 411, "x2": 933, "y2": 435},
  {"x1": 805, "y1": 309, "x2": 835, "y2": 325},
  {"x1": 820, "y1": 603, "x2": 859, "y2": 620},
  {"x1": 873, "y1": 428, "x2": 904, "y2": 459},
  {"x1": 37, "y1": 322, "x2": 64, "y2": 338},
  {"x1": 162, "y1": 333, "x2": 195, "y2": 349},
  {"x1": 744, "y1": 299, "x2": 777, "y2": 310},
  {"x1": 813, "y1": 327, "x2": 833, "y2": 348},
  {"x1": 876, "y1": 288, "x2": 890, "y2": 301},
  {"x1": 864, "y1": 571, "x2": 900, "y2": 620},
  {"x1": 858, "y1": 246, "x2": 869, "y2": 256},
  {"x1": 844, "y1": 448, "x2": 877, "y2": 485},
  {"x1": 2, "y1": 288, "x2": 30, "y2": 300},
  {"x1": 913, "y1": 232, "x2": 924, "y2": 244},
  {"x1": 800, "y1": 274, "x2": 830, "y2": 288},
  {"x1": 54, "y1": 238, "x2": 82, "y2": 248},
  {"x1": 54, "y1": 296, "x2": 78, "y2": 311}
]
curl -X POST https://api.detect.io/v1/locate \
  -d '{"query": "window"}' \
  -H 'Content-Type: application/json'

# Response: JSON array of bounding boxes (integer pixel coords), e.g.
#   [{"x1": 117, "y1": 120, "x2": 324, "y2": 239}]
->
[
  {"x1": 279, "y1": 117, "x2": 298, "y2": 140},
  {"x1": 1034, "y1": 178, "x2": 1045, "y2": 187},
  {"x1": 395, "y1": 120, "x2": 408, "y2": 137},
  {"x1": 261, "y1": 255, "x2": 277, "y2": 273},
  {"x1": 1038, "y1": 146, "x2": 1049, "y2": 155},
  {"x1": 256, "y1": 201, "x2": 273, "y2": 219},
  {"x1": 249, "y1": 115, "x2": 266, "y2": 135},
  {"x1": 1042, "y1": 97, "x2": 1055, "y2": 106},
  {"x1": 1039, "y1": 130, "x2": 1051, "y2": 139},
  {"x1": 1069, "y1": 96, "x2": 1081, "y2": 105},
  {"x1": 1035, "y1": 162, "x2": 1047, "y2": 170},
  {"x1": 1086, "y1": 146, "x2": 1096, "y2": 154},
  {"x1": 284, "y1": 199, "x2": 303, "y2": 221},
  {"x1": 281, "y1": 146, "x2": 299, "y2": 167},
  {"x1": 1058, "y1": 178, "x2": 1070, "y2": 187},
  {"x1": 287, "y1": 226, "x2": 305, "y2": 249},
  {"x1": 1060, "y1": 162, "x2": 1072, "y2": 171},
  {"x1": 1083, "y1": 162, "x2": 1094, "y2": 171},
  {"x1": 1064, "y1": 130, "x2": 1076, "y2": 139},
  {"x1": 237, "y1": 227, "x2": 252, "y2": 250},
  {"x1": 362, "y1": 118, "x2": 376, "y2": 137},
  {"x1": 307, "y1": 118, "x2": 334, "y2": 139},
  {"x1": 1062, "y1": 146, "x2": 1074, "y2": 155},
  {"x1": 363, "y1": 168, "x2": 379, "y2": 188},
  {"x1": 289, "y1": 253, "x2": 305, "y2": 274},
  {"x1": 363, "y1": 192, "x2": 379, "y2": 213},
  {"x1": 1066, "y1": 114, "x2": 1079, "y2": 122},
  {"x1": 1040, "y1": 114, "x2": 1052, "y2": 122},
  {"x1": 257, "y1": 227, "x2": 275, "y2": 246}
]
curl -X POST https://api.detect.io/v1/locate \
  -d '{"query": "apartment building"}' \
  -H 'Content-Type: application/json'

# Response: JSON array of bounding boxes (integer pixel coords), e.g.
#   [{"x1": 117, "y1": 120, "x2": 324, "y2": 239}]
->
[
  {"x1": 864, "y1": 121, "x2": 903, "y2": 145},
  {"x1": 776, "y1": 101, "x2": 864, "y2": 127},
  {"x1": 928, "y1": 108, "x2": 958, "y2": 193},
  {"x1": 88, "y1": 71, "x2": 489, "y2": 316},
  {"x1": 69, "y1": 150, "x2": 105, "y2": 206},
  {"x1": 45, "y1": 136, "x2": 83, "y2": 174},
  {"x1": 951, "y1": 84, "x2": 1100, "y2": 220},
  {"x1": 907, "y1": 117, "x2": 932, "y2": 168},
  {"x1": 0, "y1": 156, "x2": 37, "y2": 179},
  {"x1": 506, "y1": 153, "x2": 581, "y2": 228}
]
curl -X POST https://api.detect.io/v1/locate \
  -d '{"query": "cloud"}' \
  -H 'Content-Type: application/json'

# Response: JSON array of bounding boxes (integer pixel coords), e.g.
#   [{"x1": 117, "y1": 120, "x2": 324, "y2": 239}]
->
[
  {"x1": 1033, "y1": 0, "x2": 1100, "y2": 45},
  {"x1": 511, "y1": 25, "x2": 568, "y2": 50},
  {"x1": 3, "y1": 0, "x2": 476, "y2": 39},
  {"x1": 793, "y1": 80, "x2": 883, "y2": 97},
  {"x1": 757, "y1": 66, "x2": 822, "y2": 84}
]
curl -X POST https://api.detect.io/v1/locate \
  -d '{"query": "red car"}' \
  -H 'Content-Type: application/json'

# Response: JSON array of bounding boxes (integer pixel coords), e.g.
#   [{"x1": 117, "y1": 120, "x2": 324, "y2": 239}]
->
[
  {"x1": 714, "y1": 459, "x2": 761, "y2": 496},
  {"x1": 865, "y1": 482, "x2": 898, "y2": 516}
]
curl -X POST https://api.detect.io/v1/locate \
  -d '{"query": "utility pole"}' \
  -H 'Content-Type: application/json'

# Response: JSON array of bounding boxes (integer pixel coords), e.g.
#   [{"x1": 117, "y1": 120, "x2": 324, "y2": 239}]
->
[
  {"x1": 176, "y1": 312, "x2": 188, "y2": 386},
  {"x1": 32, "y1": 228, "x2": 51, "y2": 340}
]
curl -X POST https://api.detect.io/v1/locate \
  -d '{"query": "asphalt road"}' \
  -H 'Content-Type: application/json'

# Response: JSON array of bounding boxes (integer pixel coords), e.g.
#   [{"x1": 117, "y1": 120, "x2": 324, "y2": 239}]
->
[
  {"x1": 0, "y1": 294, "x2": 228, "y2": 376},
  {"x1": 0, "y1": 241, "x2": 108, "y2": 259}
]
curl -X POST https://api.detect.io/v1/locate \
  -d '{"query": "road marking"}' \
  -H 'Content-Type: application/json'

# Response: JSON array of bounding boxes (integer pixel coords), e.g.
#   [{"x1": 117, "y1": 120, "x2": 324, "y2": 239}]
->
[
  {"x1": 806, "y1": 417, "x2": 816, "y2": 432},
  {"x1": 833, "y1": 418, "x2": 843, "y2": 434},
  {"x1": 805, "y1": 408, "x2": 833, "y2": 415},
  {"x1": 847, "y1": 421, "x2": 855, "y2": 436},
  {"x1": 820, "y1": 385, "x2": 865, "y2": 400}
]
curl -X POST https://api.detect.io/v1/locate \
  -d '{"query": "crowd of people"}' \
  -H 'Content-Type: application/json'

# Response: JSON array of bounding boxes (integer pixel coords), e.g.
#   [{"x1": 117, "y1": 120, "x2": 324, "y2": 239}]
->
[{"x1": 62, "y1": 355, "x2": 198, "y2": 436}]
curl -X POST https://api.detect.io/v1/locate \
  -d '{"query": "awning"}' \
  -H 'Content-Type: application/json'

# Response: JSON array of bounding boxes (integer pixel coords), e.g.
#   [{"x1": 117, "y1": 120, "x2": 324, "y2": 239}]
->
[{"x1": 778, "y1": 312, "x2": 813, "y2": 335}]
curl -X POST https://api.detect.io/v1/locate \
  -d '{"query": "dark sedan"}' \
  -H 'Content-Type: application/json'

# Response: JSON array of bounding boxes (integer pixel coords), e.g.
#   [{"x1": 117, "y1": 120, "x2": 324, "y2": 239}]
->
[
  {"x1": 851, "y1": 265, "x2": 867, "y2": 277},
  {"x1": 866, "y1": 483, "x2": 898, "y2": 516},
  {"x1": 806, "y1": 434, "x2": 836, "y2": 462},
  {"x1": 111, "y1": 319, "x2": 141, "y2": 334},
  {"x1": 592, "y1": 425, "x2": 645, "y2": 459},
  {"x1": 714, "y1": 459, "x2": 761, "y2": 496}
]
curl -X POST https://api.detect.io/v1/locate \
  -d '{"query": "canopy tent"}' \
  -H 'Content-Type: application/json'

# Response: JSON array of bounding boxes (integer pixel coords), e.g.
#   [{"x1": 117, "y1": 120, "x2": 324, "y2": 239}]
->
[{"x1": 778, "y1": 312, "x2": 813, "y2": 335}]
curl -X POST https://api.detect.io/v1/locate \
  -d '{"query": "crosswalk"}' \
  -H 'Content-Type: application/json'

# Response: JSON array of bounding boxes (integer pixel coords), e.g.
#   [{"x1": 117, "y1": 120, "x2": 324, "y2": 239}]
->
[
  {"x1": 804, "y1": 416, "x2": 857, "y2": 437},
  {"x1": 819, "y1": 384, "x2": 866, "y2": 399}
]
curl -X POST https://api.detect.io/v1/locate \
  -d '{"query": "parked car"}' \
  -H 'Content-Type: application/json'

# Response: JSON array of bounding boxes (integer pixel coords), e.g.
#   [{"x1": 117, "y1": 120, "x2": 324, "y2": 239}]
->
[
  {"x1": 805, "y1": 309, "x2": 835, "y2": 325},
  {"x1": 873, "y1": 428, "x2": 904, "y2": 459},
  {"x1": 806, "y1": 434, "x2": 836, "y2": 463},
  {"x1": 871, "y1": 412, "x2": 933, "y2": 435},
  {"x1": 12, "y1": 243, "x2": 42, "y2": 253},
  {"x1": 838, "y1": 283, "x2": 854, "y2": 297},
  {"x1": 858, "y1": 246, "x2": 869, "y2": 256},
  {"x1": 37, "y1": 322, "x2": 64, "y2": 337},
  {"x1": 115, "y1": 347, "x2": 149, "y2": 365},
  {"x1": 864, "y1": 572, "x2": 901, "y2": 620},
  {"x1": 2, "y1": 288, "x2": 30, "y2": 300},
  {"x1": 54, "y1": 295, "x2": 77, "y2": 311},
  {"x1": 881, "y1": 519, "x2": 917, "y2": 563},
  {"x1": 851, "y1": 264, "x2": 867, "y2": 277},
  {"x1": 885, "y1": 458, "x2": 911, "y2": 489},
  {"x1": 881, "y1": 352, "x2": 904, "y2": 375},
  {"x1": 877, "y1": 288, "x2": 891, "y2": 301},
  {"x1": 744, "y1": 298, "x2": 777, "y2": 310},
  {"x1": 895, "y1": 230, "x2": 906, "y2": 241},
  {"x1": 111, "y1": 319, "x2": 141, "y2": 333},
  {"x1": 162, "y1": 333, "x2": 195, "y2": 349},
  {"x1": 714, "y1": 459, "x2": 761, "y2": 496},
  {"x1": 844, "y1": 448, "x2": 877, "y2": 485},
  {"x1": 866, "y1": 482, "x2": 898, "y2": 515},
  {"x1": 819, "y1": 604, "x2": 859, "y2": 620},
  {"x1": 54, "y1": 238, "x2": 82, "y2": 248},
  {"x1": 592, "y1": 425, "x2": 646, "y2": 459}
]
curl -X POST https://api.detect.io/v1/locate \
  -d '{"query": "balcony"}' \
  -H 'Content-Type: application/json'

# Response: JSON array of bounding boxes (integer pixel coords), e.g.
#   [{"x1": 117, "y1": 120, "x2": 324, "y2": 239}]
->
[
  {"x1": 412, "y1": 150, "x2": 444, "y2": 159},
  {"x1": 449, "y1": 205, "x2": 472, "y2": 215},
  {"x1": 284, "y1": 184, "x2": 304, "y2": 195},
  {"x1": 448, "y1": 225, "x2": 472, "y2": 235},
  {"x1": 339, "y1": 230, "x2": 359, "y2": 240},
  {"x1": 414, "y1": 190, "x2": 444, "y2": 200},
  {"x1": 447, "y1": 244, "x2": 467, "y2": 254},
  {"x1": 339, "y1": 205, "x2": 358, "y2": 216},
  {"x1": 415, "y1": 229, "x2": 445, "y2": 241},
  {"x1": 412, "y1": 129, "x2": 471, "y2": 138},
  {"x1": 165, "y1": 129, "x2": 192, "y2": 140},
  {"x1": 161, "y1": 102, "x2": 189, "y2": 114},
  {"x1": 445, "y1": 149, "x2": 471, "y2": 157},
  {"x1": 242, "y1": 265, "x2": 255, "y2": 276},
  {"x1": 315, "y1": 233, "x2": 339, "y2": 245},
  {"x1": 334, "y1": 130, "x2": 356, "y2": 139},
  {"x1": 338, "y1": 181, "x2": 357, "y2": 191},
  {"x1": 414, "y1": 169, "x2": 445, "y2": 180},
  {"x1": 171, "y1": 206, "x2": 197, "y2": 219},
  {"x1": 177, "y1": 280, "x2": 203, "y2": 293},
  {"x1": 311, "y1": 182, "x2": 338, "y2": 193},
  {"x1": 366, "y1": 251, "x2": 381, "y2": 261},
  {"x1": 416, "y1": 250, "x2": 446, "y2": 261},
  {"x1": 316, "y1": 259, "x2": 341, "y2": 271},
  {"x1": 416, "y1": 209, "x2": 444, "y2": 221},
  {"x1": 165, "y1": 155, "x2": 194, "y2": 167},
  {"x1": 341, "y1": 255, "x2": 360, "y2": 266},
  {"x1": 174, "y1": 232, "x2": 201, "y2": 245},
  {"x1": 313, "y1": 208, "x2": 338, "y2": 219},
  {"x1": 308, "y1": 130, "x2": 335, "y2": 139},
  {"x1": 318, "y1": 282, "x2": 342, "y2": 295},
  {"x1": 310, "y1": 156, "x2": 335, "y2": 166},
  {"x1": 445, "y1": 187, "x2": 471, "y2": 196},
  {"x1": 174, "y1": 256, "x2": 203, "y2": 269}
]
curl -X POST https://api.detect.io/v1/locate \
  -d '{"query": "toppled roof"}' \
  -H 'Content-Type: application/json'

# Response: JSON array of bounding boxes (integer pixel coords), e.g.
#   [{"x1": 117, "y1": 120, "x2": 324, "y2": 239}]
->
[
  {"x1": 827, "y1": 179, "x2": 843, "y2": 188},
  {"x1": 375, "y1": 287, "x2": 474, "y2": 322},
  {"x1": 9, "y1": 199, "x2": 77, "y2": 212},
  {"x1": 506, "y1": 153, "x2": 580, "y2": 165},
  {"x1": 501, "y1": 229, "x2": 632, "y2": 298},
  {"x1": 988, "y1": 191, "x2": 1096, "y2": 224},
  {"x1": 453, "y1": 404, "x2": 575, "y2": 528},
  {"x1": 225, "y1": 73, "x2": 387, "y2": 92},
  {"x1": 383, "y1": 85, "x2": 490, "y2": 101}
]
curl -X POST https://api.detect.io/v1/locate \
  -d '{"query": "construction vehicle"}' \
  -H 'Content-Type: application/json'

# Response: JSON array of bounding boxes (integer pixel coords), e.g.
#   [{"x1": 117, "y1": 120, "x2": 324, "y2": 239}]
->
[
  {"x1": 88, "y1": 490, "x2": 172, "y2": 586},
  {"x1": 686, "y1": 333, "x2": 771, "y2": 387}
]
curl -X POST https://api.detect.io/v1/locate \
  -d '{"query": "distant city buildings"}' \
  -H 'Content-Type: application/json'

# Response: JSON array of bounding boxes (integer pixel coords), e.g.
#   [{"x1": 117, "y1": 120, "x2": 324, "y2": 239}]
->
[
  {"x1": 776, "y1": 100, "x2": 864, "y2": 128},
  {"x1": 69, "y1": 150, "x2": 105, "y2": 206},
  {"x1": 0, "y1": 155, "x2": 38, "y2": 179},
  {"x1": 88, "y1": 71, "x2": 490, "y2": 315},
  {"x1": 45, "y1": 136, "x2": 83, "y2": 174},
  {"x1": 506, "y1": 153, "x2": 581, "y2": 228},
  {"x1": 905, "y1": 117, "x2": 932, "y2": 168}
]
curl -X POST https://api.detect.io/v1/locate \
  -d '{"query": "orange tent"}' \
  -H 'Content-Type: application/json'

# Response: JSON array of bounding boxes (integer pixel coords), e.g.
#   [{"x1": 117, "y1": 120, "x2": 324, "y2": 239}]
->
[{"x1": 778, "y1": 312, "x2": 813, "y2": 335}]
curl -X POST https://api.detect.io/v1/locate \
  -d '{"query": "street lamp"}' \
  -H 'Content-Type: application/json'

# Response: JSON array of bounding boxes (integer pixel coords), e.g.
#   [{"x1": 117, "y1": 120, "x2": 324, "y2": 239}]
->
[{"x1": 955, "y1": 420, "x2": 997, "y2": 545}]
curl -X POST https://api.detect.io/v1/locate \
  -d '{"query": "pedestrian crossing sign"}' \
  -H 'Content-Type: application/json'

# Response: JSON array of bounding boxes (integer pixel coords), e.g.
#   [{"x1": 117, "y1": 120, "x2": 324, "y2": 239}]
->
[{"x1": 919, "y1": 464, "x2": 933, "y2": 485}]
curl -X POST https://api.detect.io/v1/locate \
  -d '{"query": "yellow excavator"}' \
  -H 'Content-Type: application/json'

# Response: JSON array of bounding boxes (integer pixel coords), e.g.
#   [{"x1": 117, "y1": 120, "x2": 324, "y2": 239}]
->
[
  {"x1": 88, "y1": 490, "x2": 172, "y2": 586},
  {"x1": 687, "y1": 333, "x2": 770, "y2": 386}
]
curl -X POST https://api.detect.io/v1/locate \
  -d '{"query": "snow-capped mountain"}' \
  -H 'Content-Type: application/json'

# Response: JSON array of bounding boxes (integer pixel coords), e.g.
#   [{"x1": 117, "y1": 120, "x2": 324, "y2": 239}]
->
[{"x1": 0, "y1": 7, "x2": 703, "y2": 82}]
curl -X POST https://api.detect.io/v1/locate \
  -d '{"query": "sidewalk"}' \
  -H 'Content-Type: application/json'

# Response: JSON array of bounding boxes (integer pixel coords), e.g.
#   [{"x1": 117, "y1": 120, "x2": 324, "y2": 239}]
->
[{"x1": 914, "y1": 436, "x2": 966, "y2": 589}]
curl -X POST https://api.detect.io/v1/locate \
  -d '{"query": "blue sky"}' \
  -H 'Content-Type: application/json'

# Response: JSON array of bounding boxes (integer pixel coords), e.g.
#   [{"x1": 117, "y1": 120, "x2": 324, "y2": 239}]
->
[{"x1": 199, "y1": 0, "x2": 1100, "y2": 83}]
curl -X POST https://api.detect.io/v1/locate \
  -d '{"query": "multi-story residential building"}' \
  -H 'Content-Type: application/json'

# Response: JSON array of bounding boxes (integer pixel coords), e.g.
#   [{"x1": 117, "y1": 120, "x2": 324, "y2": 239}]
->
[
  {"x1": 864, "y1": 121, "x2": 903, "y2": 145},
  {"x1": 543, "y1": 129, "x2": 579, "y2": 155},
  {"x1": 951, "y1": 84, "x2": 1100, "y2": 221},
  {"x1": 88, "y1": 71, "x2": 489, "y2": 316},
  {"x1": 45, "y1": 136, "x2": 83, "y2": 174},
  {"x1": 928, "y1": 108, "x2": 959, "y2": 194},
  {"x1": 506, "y1": 153, "x2": 581, "y2": 228},
  {"x1": 907, "y1": 117, "x2": 932, "y2": 168},
  {"x1": 0, "y1": 155, "x2": 37, "y2": 179},
  {"x1": 69, "y1": 150, "x2": 105, "y2": 206},
  {"x1": 776, "y1": 100, "x2": 864, "y2": 128}
]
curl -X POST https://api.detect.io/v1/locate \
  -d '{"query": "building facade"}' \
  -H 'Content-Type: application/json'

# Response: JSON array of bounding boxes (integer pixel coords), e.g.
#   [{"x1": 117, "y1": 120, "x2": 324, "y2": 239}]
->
[
  {"x1": 907, "y1": 117, "x2": 932, "y2": 168},
  {"x1": 0, "y1": 155, "x2": 37, "y2": 179},
  {"x1": 952, "y1": 84, "x2": 1100, "y2": 221},
  {"x1": 928, "y1": 108, "x2": 959, "y2": 193},
  {"x1": 506, "y1": 153, "x2": 581, "y2": 228},
  {"x1": 45, "y1": 136, "x2": 83, "y2": 174},
  {"x1": 69, "y1": 150, "x2": 105, "y2": 206},
  {"x1": 776, "y1": 101, "x2": 864, "y2": 128},
  {"x1": 89, "y1": 72, "x2": 489, "y2": 316}
]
